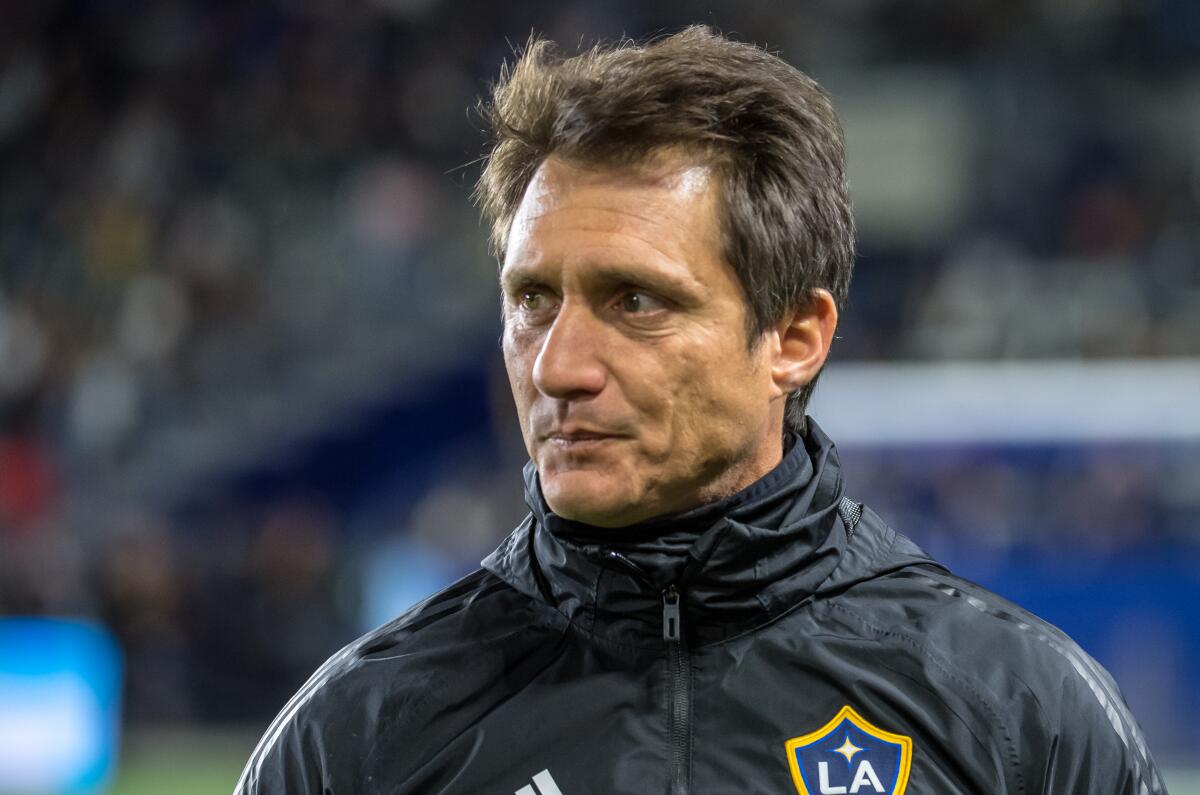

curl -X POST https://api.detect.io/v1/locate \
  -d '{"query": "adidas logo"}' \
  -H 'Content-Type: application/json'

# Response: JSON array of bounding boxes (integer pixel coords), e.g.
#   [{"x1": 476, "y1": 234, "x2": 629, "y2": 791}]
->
[{"x1": 514, "y1": 768, "x2": 564, "y2": 795}]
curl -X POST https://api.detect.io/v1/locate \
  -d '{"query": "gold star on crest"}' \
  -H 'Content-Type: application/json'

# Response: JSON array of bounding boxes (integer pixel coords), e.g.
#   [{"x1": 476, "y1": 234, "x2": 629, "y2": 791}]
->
[{"x1": 834, "y1": 735, "x2": 863, "y2": 764}]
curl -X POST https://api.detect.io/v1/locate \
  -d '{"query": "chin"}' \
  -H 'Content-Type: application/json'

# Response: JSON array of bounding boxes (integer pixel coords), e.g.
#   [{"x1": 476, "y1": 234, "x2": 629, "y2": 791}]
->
[{"x1": 542, "y1": 472, "x2": 638, "y2": 527}]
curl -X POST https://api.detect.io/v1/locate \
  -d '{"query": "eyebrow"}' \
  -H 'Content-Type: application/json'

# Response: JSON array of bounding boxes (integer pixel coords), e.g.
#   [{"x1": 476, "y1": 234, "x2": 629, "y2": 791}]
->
[{"x1": 500, "y1": 261, "x2": 702, "y2": 302}]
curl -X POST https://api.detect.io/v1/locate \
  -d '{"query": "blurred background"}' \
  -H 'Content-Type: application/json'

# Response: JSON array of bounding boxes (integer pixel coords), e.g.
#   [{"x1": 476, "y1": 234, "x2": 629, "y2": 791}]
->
[{"x1": 0, "y1": 1, "x2": 1198, "y2": 792}]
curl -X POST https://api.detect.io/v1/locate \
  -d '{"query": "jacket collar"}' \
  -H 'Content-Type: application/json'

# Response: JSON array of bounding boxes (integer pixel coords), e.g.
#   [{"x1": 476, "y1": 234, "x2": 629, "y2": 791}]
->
[{"x1": 483, "y1": 419, "x2": 853, "y2": 648}]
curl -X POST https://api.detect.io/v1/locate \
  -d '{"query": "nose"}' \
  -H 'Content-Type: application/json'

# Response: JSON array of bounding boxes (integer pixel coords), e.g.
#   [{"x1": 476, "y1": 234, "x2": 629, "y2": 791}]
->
[{"x1": 531, "y1": 301, "x2": 608, "y2": 399}]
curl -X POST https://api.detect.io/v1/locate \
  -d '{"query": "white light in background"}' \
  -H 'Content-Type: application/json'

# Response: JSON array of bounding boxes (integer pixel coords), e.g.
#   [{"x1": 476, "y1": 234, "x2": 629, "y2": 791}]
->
[{"x1": 0, "y1": 672, "x2": 104, "y2": 792}]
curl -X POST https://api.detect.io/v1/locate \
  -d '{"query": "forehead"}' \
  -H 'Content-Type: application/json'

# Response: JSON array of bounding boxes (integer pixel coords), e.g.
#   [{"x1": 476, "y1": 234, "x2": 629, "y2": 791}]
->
[{"x1": 502, "y1": 154, "x2": 724, "y2": 278}]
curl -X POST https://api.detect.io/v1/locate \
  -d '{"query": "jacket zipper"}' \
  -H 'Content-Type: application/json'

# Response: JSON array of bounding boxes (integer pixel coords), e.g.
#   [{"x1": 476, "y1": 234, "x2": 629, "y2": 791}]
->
[
  {"x1": 603, "y1": 552, "x2": 693, "y2": 794},
  {"x1": 662, "y1": 584, "x2": 691, "y2": 795}
]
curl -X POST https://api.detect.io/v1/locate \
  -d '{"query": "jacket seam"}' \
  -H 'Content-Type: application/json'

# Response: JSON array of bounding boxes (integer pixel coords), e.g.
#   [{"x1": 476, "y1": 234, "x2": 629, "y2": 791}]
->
[{"x1": 831, "y1": 515, "x2": 892, "y2": 589}]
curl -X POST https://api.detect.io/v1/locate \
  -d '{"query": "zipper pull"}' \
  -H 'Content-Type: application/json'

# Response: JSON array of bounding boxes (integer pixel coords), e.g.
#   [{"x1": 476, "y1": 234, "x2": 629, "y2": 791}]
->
[{"x1": 662, "y1": 585, "x2": 682, "y2": 641}]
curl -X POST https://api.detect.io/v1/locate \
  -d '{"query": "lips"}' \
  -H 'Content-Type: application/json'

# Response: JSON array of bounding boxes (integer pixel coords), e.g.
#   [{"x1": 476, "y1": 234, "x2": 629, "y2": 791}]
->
[
  {"x1": 538, "y1": 424, "x2": 628, "y2": 450},
  {"x1": 536, "y1": 418, "x2": 624, "y2": 440},
  {"x1": 546, "y1": 430, "x2": 615, "y2": 442}
]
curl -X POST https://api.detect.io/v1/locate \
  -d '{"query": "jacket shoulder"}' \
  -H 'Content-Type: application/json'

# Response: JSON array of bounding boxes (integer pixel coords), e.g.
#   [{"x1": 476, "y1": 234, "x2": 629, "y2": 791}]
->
[
  {"x1": 831, "y1": 504, "x2": 1140, "y2": 713},
  {"x1": 824, "y1": 539, "x2": 1165, "y2": 793},
  {"x1": 907, "y1": 567, "x2": 1163, "y2": 792},
  {"x1": 232, "y1": 568, "x2": 552, "y2": 793}
]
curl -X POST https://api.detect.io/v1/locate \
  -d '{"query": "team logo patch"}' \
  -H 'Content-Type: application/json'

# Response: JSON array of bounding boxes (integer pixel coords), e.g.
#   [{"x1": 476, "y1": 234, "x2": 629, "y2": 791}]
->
[{"x1": 785, "y1": 705, "x2": 912, "y2": 795}]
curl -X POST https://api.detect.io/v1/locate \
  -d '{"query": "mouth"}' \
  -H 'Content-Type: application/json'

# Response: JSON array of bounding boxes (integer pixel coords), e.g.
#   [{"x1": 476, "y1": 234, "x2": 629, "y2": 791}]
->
[{"x1": 543, "y1": 430, "x2": 622, "y2": 450}]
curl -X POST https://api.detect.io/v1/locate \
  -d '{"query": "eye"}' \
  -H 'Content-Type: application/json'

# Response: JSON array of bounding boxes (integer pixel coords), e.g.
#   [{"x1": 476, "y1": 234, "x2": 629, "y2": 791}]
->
[
  {"x1": 511, "y1": 288, "x2": 558, "y2": 322},
  {"x1": 618, "y1": 290, "x2": 667, "y2": 314},
  {"x1": 520, "y1": 291, "x2": 545, "y2": 311}
]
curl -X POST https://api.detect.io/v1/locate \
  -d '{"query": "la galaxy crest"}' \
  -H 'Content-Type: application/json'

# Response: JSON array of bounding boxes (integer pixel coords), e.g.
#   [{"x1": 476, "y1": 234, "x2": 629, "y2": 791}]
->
[{"x1": 785, "y1": 705, "x2": 912, "y2": 795}]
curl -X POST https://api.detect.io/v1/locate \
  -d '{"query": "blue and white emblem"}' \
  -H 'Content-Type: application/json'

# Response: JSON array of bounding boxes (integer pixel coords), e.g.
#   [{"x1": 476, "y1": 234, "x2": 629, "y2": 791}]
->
[{"x1": 785, "y1": 705, "x2": 912, "y2": 795}]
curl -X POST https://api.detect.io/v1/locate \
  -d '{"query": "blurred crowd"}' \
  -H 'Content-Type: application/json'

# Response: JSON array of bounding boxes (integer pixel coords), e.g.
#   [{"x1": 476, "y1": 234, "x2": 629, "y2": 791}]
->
[{"x1": 0, "y1": 0, "x2": 1198, "y2": 738}]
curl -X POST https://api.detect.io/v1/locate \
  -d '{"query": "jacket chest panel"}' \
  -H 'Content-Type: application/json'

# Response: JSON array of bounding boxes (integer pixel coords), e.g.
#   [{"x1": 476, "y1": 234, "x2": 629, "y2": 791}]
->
[{"x1": 356, "y1": 630, "x2": 1003, "y2": 795}]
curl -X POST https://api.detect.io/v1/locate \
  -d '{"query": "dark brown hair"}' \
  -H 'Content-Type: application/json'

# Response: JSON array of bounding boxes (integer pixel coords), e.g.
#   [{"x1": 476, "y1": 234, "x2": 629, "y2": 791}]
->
[{"x1": 476, "y1": 26, "x2": 854, "y2": 433}]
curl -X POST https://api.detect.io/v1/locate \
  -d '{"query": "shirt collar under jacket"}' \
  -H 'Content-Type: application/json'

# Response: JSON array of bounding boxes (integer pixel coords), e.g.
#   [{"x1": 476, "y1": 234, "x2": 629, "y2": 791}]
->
[{"x1": 484, "y1": 418, "x2": 866, "y2": 649}]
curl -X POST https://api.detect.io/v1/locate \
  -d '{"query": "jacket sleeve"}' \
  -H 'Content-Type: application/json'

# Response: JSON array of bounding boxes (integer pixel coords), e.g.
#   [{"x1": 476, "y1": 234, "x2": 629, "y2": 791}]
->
[
  {"x1": 230, "y1": 677, "x2": 331, "y2": 795},
  {"x1": 1035, "y1": 652, "x2": 1166, "y2": 795},
  {"x1": 232, "y1": 697, "x2": 327, "y2": 795}
]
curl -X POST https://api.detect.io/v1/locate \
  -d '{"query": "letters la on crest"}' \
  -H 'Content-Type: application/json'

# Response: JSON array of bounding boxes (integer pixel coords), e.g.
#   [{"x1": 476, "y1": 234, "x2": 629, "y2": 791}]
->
[{"x1": 785, "y1": 705, "x2": 913, "y2": 795}]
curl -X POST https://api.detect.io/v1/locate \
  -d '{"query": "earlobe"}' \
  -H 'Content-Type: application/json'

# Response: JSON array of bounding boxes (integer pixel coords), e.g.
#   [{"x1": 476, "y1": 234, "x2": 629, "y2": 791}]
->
[{"x1": 770, "y1": 289, "x2": 838, "y2": 395}]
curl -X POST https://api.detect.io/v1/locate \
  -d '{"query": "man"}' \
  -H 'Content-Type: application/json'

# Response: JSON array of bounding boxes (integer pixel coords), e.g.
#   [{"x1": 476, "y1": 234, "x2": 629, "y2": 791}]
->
[{"x1": 236, "y1": 27, "x2": 1164, "y2": 794}]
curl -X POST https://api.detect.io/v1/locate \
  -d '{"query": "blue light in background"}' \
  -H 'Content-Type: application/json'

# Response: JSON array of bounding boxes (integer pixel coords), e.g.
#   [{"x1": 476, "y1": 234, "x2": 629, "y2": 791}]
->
[{"x1": 0, "y1": 618, "x2": 122, "y2": 795}]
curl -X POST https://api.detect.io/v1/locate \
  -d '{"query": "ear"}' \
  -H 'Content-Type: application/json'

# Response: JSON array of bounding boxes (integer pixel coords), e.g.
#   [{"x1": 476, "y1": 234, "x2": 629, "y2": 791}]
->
[{"x1": 768, "y1": 288, "x2": 839, "y2": 397}]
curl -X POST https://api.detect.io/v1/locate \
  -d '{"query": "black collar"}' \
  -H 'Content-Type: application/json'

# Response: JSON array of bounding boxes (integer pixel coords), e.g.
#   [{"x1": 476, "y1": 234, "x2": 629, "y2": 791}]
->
[{"x1": 484, "y1": 419, "x2": 848, "y2": 649}]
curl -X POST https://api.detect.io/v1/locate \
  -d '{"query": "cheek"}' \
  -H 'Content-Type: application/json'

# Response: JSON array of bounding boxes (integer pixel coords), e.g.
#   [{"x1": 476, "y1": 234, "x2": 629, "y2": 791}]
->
[
  {"x1": 609, "y1": 344, "x2": 686, "y2": 441},
  {"x1": 503, "y1": 322, "x2": 541, "y2": 386},
  {"x1": 680, "y1": 342, "x2": 767, "y2": 438},
  {"x1": 502, "y1": 332, "x2": 538, "y2": 422},
  {"x1": 624, "y1": 346, "x2": 724, "y2": 457}
]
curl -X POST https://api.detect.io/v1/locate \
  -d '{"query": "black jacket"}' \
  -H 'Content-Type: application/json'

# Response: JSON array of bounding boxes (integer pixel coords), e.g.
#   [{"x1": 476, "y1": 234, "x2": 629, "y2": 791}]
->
[{"x1": 234, "y1": 421, "x2": 1165, "y2": 794}]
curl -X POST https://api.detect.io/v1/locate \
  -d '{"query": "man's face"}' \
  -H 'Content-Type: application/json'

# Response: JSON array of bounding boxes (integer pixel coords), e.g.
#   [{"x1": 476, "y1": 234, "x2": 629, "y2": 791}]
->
[{"x1": 500, "y1": 154, "x2": 787, "y2": 527}]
